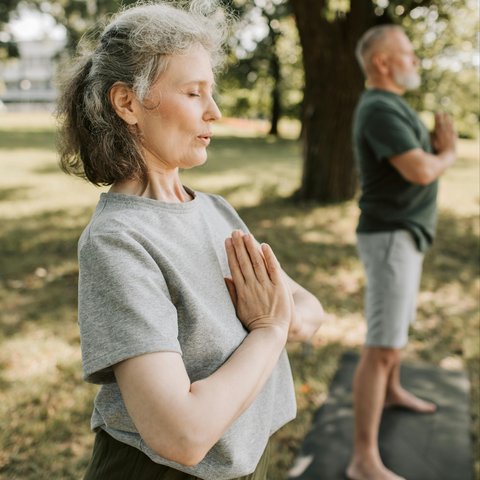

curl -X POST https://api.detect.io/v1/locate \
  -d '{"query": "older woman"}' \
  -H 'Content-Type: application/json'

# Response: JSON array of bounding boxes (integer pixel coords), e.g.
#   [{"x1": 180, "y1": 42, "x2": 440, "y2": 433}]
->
[{"x1": 57, "y1": 1, "x2": 323, "y2": 479}]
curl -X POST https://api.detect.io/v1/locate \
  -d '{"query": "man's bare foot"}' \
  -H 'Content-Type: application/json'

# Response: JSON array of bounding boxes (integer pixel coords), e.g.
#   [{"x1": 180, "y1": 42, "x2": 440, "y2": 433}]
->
[
  {"x1": 346, "y1": 459, "x2": 406, "y2": 480},
  {"x1": 385, "y1": 387, "x2": 436, "y2": 413}
]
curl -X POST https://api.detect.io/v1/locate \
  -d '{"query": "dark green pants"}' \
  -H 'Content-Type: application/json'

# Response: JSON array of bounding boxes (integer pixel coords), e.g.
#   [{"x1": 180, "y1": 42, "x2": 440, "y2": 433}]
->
[{"x1": 84, "y1": 429, "x2": 270, "y2": 480}]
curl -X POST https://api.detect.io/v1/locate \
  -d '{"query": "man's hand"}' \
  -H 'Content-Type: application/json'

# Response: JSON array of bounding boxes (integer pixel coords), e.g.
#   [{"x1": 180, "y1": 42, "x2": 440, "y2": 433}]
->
[
  {"x1": 390, "y1": 112, "x2": 457, "y2": 185},
  {"x1": 431, "y1": 112, "x2": 456, "y2": 156}
]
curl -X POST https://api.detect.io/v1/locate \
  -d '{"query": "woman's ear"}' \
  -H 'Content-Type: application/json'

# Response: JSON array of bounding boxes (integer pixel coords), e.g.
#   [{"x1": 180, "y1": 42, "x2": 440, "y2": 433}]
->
[{"x1": 109, "y1": 82, "x2": 139, "y2": 125}]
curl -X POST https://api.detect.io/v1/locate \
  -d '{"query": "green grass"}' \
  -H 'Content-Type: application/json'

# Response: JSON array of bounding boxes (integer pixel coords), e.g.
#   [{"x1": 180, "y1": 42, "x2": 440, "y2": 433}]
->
[{"x1": 0, "y1": 112, "x2": 478, "y2": 479}]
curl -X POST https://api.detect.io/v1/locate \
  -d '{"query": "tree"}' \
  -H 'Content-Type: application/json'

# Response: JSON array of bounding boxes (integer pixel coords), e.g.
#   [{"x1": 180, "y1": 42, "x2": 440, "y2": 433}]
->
[
  {"x1": 290, "y1": 0, "x2": 479, "y2": 203},
  {"x1": 0, "y1": 0, "x2": 21, "y2": 58},
  {"x1": 290, "y1": 0, "x2": 380, "y2": 202},
  {"x1": 400, "y1": 0, "x2": 480, "y2": 138},
  {"x1": 218, "y1": 0, "x2": 301, "y2": 136},
  {"x1": 264, "y1": 8, "x2": 282, "y2": 135},
  {"x1": 1, "y1": 0, "x2": 244, "y2": 51}
]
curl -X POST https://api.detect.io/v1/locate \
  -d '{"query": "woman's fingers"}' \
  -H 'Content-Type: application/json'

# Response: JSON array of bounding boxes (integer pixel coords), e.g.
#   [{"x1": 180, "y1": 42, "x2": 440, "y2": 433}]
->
[
  {"x1": 231, "y1": 230, "x2": 256, "y2": 280},
  {"x1": 261, "y1": 243, "x2": 282, "y2": 283},
  {"x1": 225, "y1": 237, "x2": 245, "y2": 285},
  {"x1": 225, "y1": 233, "x2": 292, "y2": 333},
  {"x1": 224, "y1": 276, "x2": 238, "y2": 307},
  {"x1": 243, "y1": 234, "x2": 269, "y2": 283},
  {"x1": 227, "y1": 231, "x2": 282, "y2": 286}
]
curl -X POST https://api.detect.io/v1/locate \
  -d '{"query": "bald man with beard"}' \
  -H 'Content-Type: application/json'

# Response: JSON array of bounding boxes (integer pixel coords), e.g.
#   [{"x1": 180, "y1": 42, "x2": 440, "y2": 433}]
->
[{"x1": 348, "y1": 25, "x2": 456, "y2": 480}]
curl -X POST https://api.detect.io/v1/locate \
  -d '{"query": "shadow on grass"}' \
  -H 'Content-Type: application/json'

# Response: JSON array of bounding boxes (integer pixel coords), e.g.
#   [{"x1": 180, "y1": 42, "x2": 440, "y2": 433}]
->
[
  {"x1": 198, "y1": 136, "x2": 301, "y2": 173},
  {"x1": 0, "y1": 209, "x2": 88, "y2": 277},
  {"x1": 0, "y1": 192, "x2": 478, "y2": 479},
  {"x1": 425, "y1": 209, "x2": 480, "y2": 287},
  {"x1": 0, "y1": 208, "x2": 92, "y2": 340},
  {"x1": 0, "y1": 186, "x2": 31, "y2": 202},
  {"x1": 0, "y1": 130, "x2": 56, "y2": 150},
  {"x1": 413, "y1": 209, "x2": 479, "y2": 362},
  {"x1": 0, "y1": 353, "x2": 97, "y2": 479},
  {"x1": 1, "y1": 196, "x2": 476, "y2": 343},
  {"x1": 33, "y1": 163, "x2": 63, "y2": 175}
]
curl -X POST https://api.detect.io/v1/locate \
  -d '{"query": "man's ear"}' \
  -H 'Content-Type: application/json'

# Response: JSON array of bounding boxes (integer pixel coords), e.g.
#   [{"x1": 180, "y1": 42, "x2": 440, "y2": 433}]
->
[
  {"x1": 109, "y1": 82, "x2": 139, "y2": 125},
  {"x1": 371, "y1": 53, "x2": 389, "y2": 76}
]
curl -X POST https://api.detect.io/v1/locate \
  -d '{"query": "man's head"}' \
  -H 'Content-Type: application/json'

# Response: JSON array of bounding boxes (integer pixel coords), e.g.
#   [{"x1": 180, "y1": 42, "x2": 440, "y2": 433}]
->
[{"x1": 355, "y1": 25, "x2": 420, "y2": 93}]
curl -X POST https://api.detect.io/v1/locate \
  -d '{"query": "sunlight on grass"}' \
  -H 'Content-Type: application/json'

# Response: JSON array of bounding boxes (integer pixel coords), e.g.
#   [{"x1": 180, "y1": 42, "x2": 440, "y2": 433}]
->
[
  {"x1": 0, "y1": 332, "x2": 78, "y2": 382},
  {"x1": 438, "y1": 140, "x2": 480, "y2": 216},
  {"x1": 0, "y1": 111, "x2": 478, "y2": 479},
  {"x1": 0, "y1": 111, "x2": 57, "y2": 130}
]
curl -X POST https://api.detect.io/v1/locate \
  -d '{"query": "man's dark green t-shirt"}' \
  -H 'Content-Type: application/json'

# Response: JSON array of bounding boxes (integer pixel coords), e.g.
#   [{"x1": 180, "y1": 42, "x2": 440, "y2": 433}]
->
[{"x1": 352, "y1": 88, "x2": 437, "y2": 252}]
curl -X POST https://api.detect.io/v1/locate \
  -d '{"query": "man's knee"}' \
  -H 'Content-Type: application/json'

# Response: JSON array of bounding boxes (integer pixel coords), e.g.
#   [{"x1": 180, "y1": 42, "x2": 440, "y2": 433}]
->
[{"x1": 363, "y1": 347, "x2": 400, "y2": 369}]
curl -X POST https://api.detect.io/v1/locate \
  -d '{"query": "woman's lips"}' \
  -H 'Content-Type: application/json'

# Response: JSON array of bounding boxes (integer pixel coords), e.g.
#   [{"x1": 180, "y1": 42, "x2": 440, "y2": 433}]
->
[{"x1": 197, "y1": 135, "x2": 211, "y2": 146}]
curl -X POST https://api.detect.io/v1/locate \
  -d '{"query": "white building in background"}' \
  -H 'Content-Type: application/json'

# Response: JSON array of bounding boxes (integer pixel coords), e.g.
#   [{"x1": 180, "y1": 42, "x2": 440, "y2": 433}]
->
[
  {"x1": 0, "y1": 8, "x2": 66, "y2": 109},
  {"x1": 0, "y1": 37, "x2": 65, "y2": 106}
]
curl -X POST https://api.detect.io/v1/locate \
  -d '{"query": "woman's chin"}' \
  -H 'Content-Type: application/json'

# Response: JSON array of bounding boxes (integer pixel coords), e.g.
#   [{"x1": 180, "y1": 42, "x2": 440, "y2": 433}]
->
[{"x1": 181, "y1": 154, "x2": 208, "y2": 170}]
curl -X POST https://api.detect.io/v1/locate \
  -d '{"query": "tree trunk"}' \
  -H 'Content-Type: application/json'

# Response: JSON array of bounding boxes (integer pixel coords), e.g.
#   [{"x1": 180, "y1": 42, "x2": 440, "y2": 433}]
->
[
  {"x1": 266, "y1": 18, "x2": 282, "y2": 137},
  {"x1": 290, "y1": 0, "x2": 379, "y2": 202},
  {"x1": 269, "y1": 51, "x2": 281, "y2": 136}
]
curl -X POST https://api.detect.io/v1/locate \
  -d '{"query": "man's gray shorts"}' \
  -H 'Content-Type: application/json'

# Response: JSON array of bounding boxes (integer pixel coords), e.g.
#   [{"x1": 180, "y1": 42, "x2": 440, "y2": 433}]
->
[{"x1": 357, "y1": 230, "x2": 424, "y2": 349}]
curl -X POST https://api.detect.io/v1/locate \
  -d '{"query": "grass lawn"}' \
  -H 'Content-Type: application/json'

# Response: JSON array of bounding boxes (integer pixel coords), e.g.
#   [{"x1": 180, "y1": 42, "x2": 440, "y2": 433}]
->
[{"x1": 0, "y1": 112, "x2": 478, "y2": 479}]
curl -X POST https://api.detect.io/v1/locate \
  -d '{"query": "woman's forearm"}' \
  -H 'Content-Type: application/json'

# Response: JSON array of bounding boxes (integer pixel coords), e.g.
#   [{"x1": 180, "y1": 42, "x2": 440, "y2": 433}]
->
[
  {"x1": 116, "y1": 234, "x2": 295, "y2": 466},
  {"x1": 288, "y1": 287, "x2": 324, "y2": 343},
  {"x1": 114, "y1": 325, "x2": 288, "y2": 466},
  {"x1": 188, "y1": 326, "x2": 288, "y2": 454}
]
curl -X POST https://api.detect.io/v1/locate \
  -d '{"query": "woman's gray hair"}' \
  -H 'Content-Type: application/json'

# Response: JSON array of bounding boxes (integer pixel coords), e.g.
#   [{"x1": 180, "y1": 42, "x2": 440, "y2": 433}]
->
[
  {"x1": 355, "y1": 24, "x2": 402, "y2": 75},
  {"x1": 57, "y1": 0, "x2": 230, "y2": 186}
]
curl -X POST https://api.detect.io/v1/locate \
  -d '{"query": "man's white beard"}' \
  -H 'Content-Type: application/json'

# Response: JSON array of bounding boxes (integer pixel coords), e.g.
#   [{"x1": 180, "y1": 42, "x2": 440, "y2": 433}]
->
[{"x1": 393, "y1": 70, "x2": 421, "y2": 90}]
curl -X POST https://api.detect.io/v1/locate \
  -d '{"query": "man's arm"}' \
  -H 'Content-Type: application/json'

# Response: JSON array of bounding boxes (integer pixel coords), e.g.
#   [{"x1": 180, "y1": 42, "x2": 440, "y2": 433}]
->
[{"x1": 389, "y1": 112, "x2": 456, "y2": 185}]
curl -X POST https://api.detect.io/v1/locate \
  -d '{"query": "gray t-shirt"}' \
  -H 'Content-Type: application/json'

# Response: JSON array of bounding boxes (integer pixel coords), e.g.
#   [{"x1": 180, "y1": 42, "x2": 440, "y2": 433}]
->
[{"x1": 78, "y1": 190, "x2": 296, "y2": 480}]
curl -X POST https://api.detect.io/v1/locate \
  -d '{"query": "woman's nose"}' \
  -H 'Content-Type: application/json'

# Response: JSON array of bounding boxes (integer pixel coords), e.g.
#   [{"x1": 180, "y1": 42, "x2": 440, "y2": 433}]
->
[{"x1": 204, "y1": 97, "x2": 222, "y2": 122}]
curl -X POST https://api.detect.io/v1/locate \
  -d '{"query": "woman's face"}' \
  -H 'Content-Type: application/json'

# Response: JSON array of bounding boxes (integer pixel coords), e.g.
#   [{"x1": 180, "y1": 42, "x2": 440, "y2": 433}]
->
[{"x1": 134, "y1": 45, "x2": 221, "y2": 171}]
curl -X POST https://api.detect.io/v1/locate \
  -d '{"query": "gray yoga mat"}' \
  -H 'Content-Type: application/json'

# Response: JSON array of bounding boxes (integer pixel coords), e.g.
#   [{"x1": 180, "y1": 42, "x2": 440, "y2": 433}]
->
[{"x1": 287, "y1": 352, "x2": 472, "y2": 480}]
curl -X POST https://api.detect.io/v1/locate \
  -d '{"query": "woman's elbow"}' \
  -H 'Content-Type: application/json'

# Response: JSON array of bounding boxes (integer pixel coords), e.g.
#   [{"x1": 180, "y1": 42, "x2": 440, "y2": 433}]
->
[
  {"x1": 147, "y1": 428, "x2": 212, "y2": 467},
  {"x1": 148, "y1": 440, "x2": 207, "y2": 467},
  {"x1": 172, "y1": 449, "x2": 207, "y2": 468},
  {"x1": 312, "y1": 298, "x2": 325, "y2": 328}
]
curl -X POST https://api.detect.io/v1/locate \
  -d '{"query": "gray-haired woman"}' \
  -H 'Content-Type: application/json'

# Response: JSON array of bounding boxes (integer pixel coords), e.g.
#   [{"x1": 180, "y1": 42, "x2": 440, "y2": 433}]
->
[{"x1": 57, "y1": 1, "x2": 323, "y2": 479}]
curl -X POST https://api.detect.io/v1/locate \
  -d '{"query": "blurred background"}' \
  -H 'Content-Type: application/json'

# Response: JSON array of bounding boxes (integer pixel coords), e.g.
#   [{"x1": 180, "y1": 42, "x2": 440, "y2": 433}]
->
[{"x1": 0, "y1": 0, "x2": 478, "y2": 478}]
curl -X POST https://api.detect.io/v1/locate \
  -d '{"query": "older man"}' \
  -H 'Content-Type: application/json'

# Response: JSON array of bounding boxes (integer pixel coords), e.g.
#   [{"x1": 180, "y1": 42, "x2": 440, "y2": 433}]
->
[{"x1": 348, "y1": 25, "x2": 456, "y2": 480}]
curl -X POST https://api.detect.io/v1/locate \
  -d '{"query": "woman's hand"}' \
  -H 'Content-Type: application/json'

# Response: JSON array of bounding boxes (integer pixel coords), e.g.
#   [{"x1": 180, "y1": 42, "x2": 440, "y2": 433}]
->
[{"x1": 224, "y1": 230, "x2": 291, "y2": 337}]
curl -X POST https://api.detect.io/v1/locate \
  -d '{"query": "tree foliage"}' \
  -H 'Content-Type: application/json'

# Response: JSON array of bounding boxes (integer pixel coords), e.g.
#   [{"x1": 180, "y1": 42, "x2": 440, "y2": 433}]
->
[
  {"x1": 398, "y1": 0, "x2": 479, "y2": 138},
  {"x1": 1, "y1": 0, "x2": 478, "y2": 201},
  {"x1": 1, "y1": 0, "x2": 244, "y2": 50},
  {"x1": 289, "y1": 0, "x2": 478, "y2": 202},
  {"x1": 218, "y1": 0, "x2": 303, "y2": 132}
]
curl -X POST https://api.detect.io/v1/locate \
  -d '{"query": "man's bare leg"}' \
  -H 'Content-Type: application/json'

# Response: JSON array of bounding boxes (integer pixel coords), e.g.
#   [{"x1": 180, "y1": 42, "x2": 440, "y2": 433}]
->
[
  {"x1": 385, "y1": 352, "x2": 436, "y2": 412},
  {"x1": 347, "y1": 347, "x2": 406, "y2": 480}
]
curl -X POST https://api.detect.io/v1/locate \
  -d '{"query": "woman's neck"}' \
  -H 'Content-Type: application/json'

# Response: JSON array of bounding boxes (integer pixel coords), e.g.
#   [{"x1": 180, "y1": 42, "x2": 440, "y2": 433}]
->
[{"x1": 110, "y1": 168, "x2": 193, "y2": 203}]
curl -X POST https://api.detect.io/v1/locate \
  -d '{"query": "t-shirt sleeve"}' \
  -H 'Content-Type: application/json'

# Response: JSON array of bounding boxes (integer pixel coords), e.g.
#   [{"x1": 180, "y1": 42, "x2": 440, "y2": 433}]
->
[
  {"x1": 78, "y1": 231, "x2": 182, "y2": 384},
  {"x1": 363, "y1": 106, "x2": 421, "y2": 162}
]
